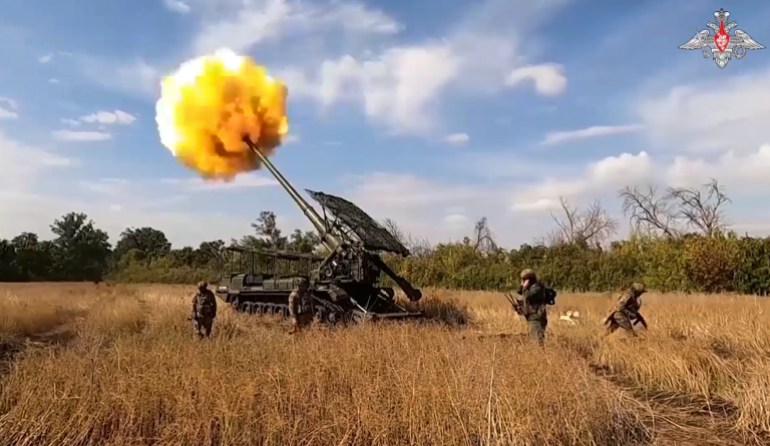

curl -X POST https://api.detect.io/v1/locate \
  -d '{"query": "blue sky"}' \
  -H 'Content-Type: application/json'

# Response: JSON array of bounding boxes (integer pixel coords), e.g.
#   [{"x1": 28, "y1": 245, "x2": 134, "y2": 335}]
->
[{"x1": 1, "y1": 0, "x2": 770, "y2": 249}]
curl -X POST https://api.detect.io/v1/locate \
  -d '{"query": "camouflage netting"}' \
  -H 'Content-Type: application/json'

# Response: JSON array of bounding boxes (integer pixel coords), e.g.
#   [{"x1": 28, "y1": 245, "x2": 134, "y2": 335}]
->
[{"x1": 305, "y1": 190, "x2": 410, "y2": 256}]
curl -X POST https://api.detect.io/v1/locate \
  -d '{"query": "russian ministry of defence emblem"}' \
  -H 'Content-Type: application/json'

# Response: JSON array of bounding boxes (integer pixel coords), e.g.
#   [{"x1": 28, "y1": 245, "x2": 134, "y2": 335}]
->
[{"x1": 678, "y1": 8, "x2": 764, "y2": 69}]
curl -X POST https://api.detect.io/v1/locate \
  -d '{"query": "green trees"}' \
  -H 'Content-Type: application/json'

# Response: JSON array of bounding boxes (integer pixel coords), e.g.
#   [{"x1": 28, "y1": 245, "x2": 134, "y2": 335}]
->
[
  {"x1": 1, "y1": 178, "x2": 769, "y2": 295},
  {"x1": 49, "y1": 213, "x2": 111, "y2": 281},
  {"x1": 0, "y1": 213, "x2": 111, "y2": 282}
]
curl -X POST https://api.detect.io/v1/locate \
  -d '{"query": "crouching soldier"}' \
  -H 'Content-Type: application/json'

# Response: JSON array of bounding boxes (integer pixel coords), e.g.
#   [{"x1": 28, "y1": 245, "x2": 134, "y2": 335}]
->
[
  {"x1": 288, "y1": 278, "x2": 314, "y2": 335},
  {"x1": 605, "y1": 282, "x2": 647, "y2": 337},
  {"x1": 516, "y1": 269, "x2": 556, "y2": 346},
  {"x1": 190, "y1": 281, "x2": 217, "y2": 338}
]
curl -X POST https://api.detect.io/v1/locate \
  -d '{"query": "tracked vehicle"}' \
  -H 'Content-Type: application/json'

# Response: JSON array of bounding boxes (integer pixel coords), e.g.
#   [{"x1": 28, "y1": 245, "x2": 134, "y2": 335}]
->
[{"x1": 215, "y1": 140, "x2": 424, "y2": 324}]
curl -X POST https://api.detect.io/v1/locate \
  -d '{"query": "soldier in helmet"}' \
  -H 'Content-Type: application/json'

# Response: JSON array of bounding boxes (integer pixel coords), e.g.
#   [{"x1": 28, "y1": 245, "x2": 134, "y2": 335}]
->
[
  {"x1": 604, "y1": 282, "x2": 647, "y2": 337},
  {"x1": 288, "y1": 277, "x2": 314, "y2": 335},
  {"x1": 190, "y1": 281, "x2": 217, "y2": 339},
  {"x1": 515, "y1": 268, "x2": 550, "y2": 346}
]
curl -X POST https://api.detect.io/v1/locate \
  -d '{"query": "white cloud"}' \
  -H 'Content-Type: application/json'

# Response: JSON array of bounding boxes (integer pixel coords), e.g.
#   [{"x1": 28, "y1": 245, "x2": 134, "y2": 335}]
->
[
  {"x1": 77, "y1": 0, "x2": 572, "y2": 137},
  {"x1": 284, "y1": 44, "x2": 460, "y2": 134},
  {"x1": 52, "y1": 130, "x2": 112, "y2": 142},
  {"x1": 0, "y1": 108, "x2": 17, "y2": 120},
  {"x1": 541, "y1": 124, "x2": 643, "y2": 146},
  {"x1": 61, "y1": 118, "x2": 80, "y2": 126},
  {"x1": 79, "y1": 57, "x2": 162, "y2": 99},
  {"x1": 0, "y1": 97, "x2": 18, "y2": 120},
  {"x1": 277, "y1": 0, "x2": 573, "y2": 135},
  {"x1": 637, "y1": 66, "x2": 770, "y2": 154},
  {"x1": 35, "y1": 51, "x2": 74, "y2": 65},
  {"x1": 511, "y1": 198, "x2": 561, "y2": 213},
  {"x1": 444, "y1": 133, "x2": 469, "y2": 146},
  {"x1": 510, "y1": 151, "x2": 654, "y2": 212},
  {"x1": 666, "y1": 144, "x2": 770, "y2": 194},
  {"x1": 284, "y1": 134, "x2": 300, "y2": 144},
  {"x1": 190, "y1": 0, "x2": 402, "y2": 55},
  {"x1": 0, "y1": 130, "x2": 75, "y2": 203},
  {"x1": 345, "y1": 172, "x2": 513, "y2": 244},
  {"x1": 164, "y1": 0, "x2": 191, "y2": 14},
  {"x1": 342, "y1": 170, "x2": 600, "y2": 247},
  {"x1": 505, "y1": 63, "x2": 567, "y2": 96},
  {"x1": 323, "y1": 2, "x2": 402, "y2": 34},
  {"x1": 48, "y1": 78, "x2": 60, "y2": 84},
  {"x1": 79, "y1": 110, "x2": 137, "y2": 125},
  {"x1": 0, "y1": 97, "x2": 18, "y2": 109},
  {"x1": 505, "y1": 142, "x2": 770, "y2": 215},
  {"x1": 444, "y1": 213, "x2": 469, "y2": 225}
]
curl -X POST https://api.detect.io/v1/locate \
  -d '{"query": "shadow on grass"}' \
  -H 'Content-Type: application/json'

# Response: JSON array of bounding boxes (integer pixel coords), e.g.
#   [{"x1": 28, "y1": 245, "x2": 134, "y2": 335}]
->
[
  {"x1": 1, "y1": 324, "x2": 79, "y2": 377},
  {"x1": 405, "y1": 297, "x2": 472, "y2": 328}
]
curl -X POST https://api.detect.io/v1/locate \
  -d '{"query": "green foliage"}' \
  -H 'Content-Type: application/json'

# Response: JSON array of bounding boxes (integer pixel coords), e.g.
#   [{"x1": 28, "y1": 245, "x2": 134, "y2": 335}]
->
[
  {"x1": 386, "y1": 231, "x2": 770, "y2": 295},
  {"x1": 1, "y1": 209, "x2": 770, "y2": 296}
]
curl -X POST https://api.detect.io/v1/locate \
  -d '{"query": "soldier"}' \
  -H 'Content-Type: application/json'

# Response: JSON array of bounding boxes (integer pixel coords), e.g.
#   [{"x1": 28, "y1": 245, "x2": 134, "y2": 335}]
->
[
  {"x1": 288, "y1": 277, "x2": 314, "y2": 335},
  {"x1": 190, "y1": 281, "x2": 217, "y2": 339},
  {"x1": 604, "y1": 282, "x2": 647, "y2": 337},
  {"x1": 516, "y1": 268, "x2": 551, "y2": 346}
]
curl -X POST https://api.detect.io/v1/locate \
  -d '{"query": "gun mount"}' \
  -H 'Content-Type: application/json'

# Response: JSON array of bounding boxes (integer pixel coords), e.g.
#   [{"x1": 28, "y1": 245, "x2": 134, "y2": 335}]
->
[{"x1": 215, "y1": 139, "x2": 424, "y2": 324}]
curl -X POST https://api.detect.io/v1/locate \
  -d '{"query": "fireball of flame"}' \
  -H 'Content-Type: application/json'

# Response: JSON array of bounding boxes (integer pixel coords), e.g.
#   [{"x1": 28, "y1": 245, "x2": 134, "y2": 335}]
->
[{"x1": 155, "y1": 48, "x2": 289, "y2": 180}]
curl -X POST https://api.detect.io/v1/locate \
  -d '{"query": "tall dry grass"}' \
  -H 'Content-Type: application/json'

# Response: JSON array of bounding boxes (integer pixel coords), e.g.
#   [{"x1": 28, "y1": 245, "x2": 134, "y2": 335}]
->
[{"x1": 0, "y1": 283, "x2": 768, "y2": 445}]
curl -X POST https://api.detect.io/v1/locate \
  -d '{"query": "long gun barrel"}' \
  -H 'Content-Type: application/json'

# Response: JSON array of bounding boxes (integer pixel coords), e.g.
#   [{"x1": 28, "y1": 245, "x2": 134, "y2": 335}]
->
[{"x1": 244, "y1": 138, "x2": 341, "y2": 252}]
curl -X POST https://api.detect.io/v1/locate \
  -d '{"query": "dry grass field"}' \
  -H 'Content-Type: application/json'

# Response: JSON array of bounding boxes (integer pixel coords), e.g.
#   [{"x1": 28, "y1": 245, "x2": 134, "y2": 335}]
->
[{"x1": 1, "y1": 283, "x2": 769, "y2": 446}]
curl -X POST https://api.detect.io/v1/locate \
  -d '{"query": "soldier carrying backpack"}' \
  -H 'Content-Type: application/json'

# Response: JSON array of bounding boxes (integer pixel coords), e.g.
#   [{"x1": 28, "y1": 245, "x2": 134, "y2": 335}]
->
[
  {"x1": 190, "y1": 281, "x2": 217, "y2": 339},
  {"x1": 513, "y1": 269, "x2": 557, "y2": 346}
]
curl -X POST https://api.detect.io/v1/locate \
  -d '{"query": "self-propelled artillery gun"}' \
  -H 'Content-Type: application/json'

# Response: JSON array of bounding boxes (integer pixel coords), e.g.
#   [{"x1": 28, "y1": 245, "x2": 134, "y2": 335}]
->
[{"x1": 215, "y1": 140, "x2": 424, "y2": 324}]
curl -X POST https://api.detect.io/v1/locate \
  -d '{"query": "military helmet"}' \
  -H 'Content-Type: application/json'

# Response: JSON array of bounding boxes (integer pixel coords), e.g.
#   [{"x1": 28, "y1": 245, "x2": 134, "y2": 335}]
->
[
  {"x1": 631, "y1": 282, "x2": 646, "y2": 294},
  {"x1": 297, "y1": 277, "x2": 309, "y2": 288},
  {"x1": 520, "y1": 268, "x2": 537, "y2": 281},
  {"x1": 197, "y1": 281, "x2": 208, "y2": 290}
]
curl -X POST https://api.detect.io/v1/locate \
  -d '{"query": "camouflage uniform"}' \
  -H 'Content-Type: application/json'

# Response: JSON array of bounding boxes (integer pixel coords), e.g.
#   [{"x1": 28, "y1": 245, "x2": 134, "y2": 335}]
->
[
  {"x1": 518, "y1": 269, "x2": 548, "y2": 346},
  {"x1": 191, "y1": 281, "x2": 217, "y2": 338},
  {"x1": 288, "y1": 278, "x2": 314, "y2": 334},
  {"x1": 605, "y1": 282, "x2": 646, "y2": 337}
]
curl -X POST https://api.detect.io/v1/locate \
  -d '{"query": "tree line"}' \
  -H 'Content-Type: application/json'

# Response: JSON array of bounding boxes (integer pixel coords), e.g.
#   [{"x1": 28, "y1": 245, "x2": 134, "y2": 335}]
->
[{"x1": 2, "y1": 179, "x2": 770, "y2": 295}]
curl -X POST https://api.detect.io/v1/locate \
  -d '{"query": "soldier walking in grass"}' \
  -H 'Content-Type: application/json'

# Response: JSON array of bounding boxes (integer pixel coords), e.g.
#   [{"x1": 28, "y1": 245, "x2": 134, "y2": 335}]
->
[
  {"x1": 514, "y1": 268, "x2": 556, "y2": 346},
  {"x1": 288, "y1": 277, "x2": 314, "y2": 335},
  {"x1": 604, "y1": 282, "x2": 648, "y2": 337},
  {"x1": 190, "y1": 281, "x2": 217, "y2": 339}
]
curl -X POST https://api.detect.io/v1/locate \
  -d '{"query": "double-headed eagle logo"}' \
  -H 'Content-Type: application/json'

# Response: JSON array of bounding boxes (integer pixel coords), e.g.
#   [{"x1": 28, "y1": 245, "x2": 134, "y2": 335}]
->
[{"x1": 678, "y1": 8, "x2": 764, "y2": 68}]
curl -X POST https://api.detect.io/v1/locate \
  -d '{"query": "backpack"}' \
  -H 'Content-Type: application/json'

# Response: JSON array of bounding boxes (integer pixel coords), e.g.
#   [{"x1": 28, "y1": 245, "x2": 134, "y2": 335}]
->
[
  {"x1": 542, "y1": 286, "x2": 557, "y2": 306},
  {"x1": 195, "y1": 292, "x2": 215, "y2": 318}
]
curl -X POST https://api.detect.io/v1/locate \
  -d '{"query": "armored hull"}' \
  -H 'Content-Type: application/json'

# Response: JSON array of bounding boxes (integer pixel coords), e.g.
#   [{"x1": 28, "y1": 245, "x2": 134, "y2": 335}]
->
[{"x1": 216, "y1": 248, "x2": 423, "y2": 324}]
